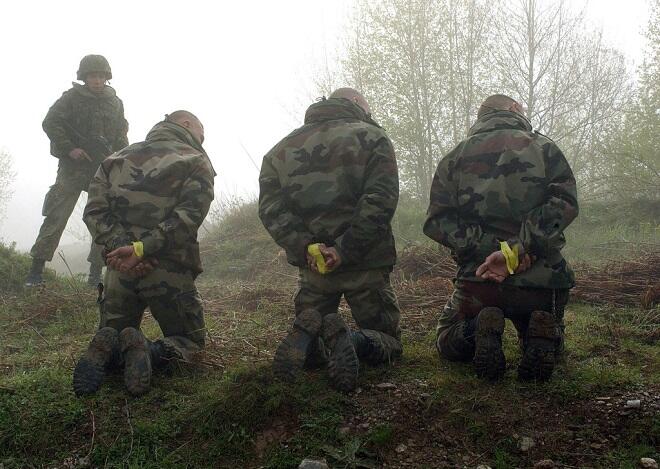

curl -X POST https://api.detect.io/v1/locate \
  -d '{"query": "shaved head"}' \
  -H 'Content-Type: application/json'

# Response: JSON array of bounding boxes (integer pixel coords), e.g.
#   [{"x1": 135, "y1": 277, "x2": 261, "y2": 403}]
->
[
  {"x1": 477, "y1": 94, "x2": 521, "y2": 118},
  {"x1": 165, "y1": 110, "x2": 205, "y2": 144},
  {"x1": 330, "y1": 87, "x2": 371, "y2": 114}
]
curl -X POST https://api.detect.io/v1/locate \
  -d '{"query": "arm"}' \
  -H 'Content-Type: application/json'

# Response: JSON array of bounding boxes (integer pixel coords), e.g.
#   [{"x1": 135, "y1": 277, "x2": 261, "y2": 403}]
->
[
  {"x1": 258, "y1": 154, "x2": 314, "y2": 266},
  {"x1": 83, "y1": 163, "x2": 130, "y2": 251},
  {"x1": 510, "y1": 142, "x2": 579, "y2": 258},
  {"x1": 139, "y1": 158, "x2": 215, "y2": 256},
  {"x1": 423, "y1": 148, "x2": 487, "y2": 258},
  {"x1": 114, "y1": 99, "x2": 129, "y2": 150},
  {"x1": 42, "y1": 92, "x2": 76, "y2": 158},
  {"x1": 334, "y1": 133, "x2": 399, "y2": 265}
]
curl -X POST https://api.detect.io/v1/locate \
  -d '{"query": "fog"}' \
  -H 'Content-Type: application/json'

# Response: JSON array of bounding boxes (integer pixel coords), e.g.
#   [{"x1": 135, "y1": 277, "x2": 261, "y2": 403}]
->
[{"x1": 0, "y1": 0, "x2": 649, "y2": 251}]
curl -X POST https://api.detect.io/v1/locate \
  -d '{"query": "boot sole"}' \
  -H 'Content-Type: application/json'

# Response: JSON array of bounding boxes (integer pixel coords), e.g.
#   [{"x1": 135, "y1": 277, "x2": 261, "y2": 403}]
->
[
  {"x1": 322, "y1": 314, "x2": 359, "y2": 393},
  {"x1": 120, "y1": 328, "x2": 152, "y2": 396},
  {"x1": 474, "y1": 308, "x2": 506, "y2": 381},
  {"x1": 519, "y1": 311, "x2": 557, "y2": 381},
  {"x1": 273, "y1": 310, "x2": 322, "y2": 382},
  {"x1": 73, "y1": 327, "x2": 118, "y2": 396}
]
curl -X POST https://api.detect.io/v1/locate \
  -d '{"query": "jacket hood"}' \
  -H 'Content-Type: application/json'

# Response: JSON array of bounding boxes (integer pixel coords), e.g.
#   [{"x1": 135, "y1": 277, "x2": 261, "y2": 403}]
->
[
  {"x1": 304, "y1": 97, "x2": 381, "y2": 128},
  {"x1": 72, "y1": 82, "x2": 117, "y2": 99},
  {"x1": 468, "y1": 110, "x2": 532, "y2": 137}
]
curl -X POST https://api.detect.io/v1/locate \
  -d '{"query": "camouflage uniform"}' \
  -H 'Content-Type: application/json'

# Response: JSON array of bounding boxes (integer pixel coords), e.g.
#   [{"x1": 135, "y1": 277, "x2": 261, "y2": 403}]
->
[
  {"x1": 259, "y1": 97, "x2": 402, "y2": 364},
  {"x1": 423, "y1": 110, "x2": 578, "y2": 361},
  {"x1": 30, "y1": 81, "x2": 128, "y2": 269},
  {"x1": 83, "y1": 121, "x2": 215, "y2": 359}
]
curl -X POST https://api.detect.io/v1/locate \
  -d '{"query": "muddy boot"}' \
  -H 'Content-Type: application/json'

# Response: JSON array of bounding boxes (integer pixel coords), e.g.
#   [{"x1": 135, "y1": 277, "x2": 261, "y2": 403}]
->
[
  {"x1": 473, "y1": 307, "x2": 506, "y2": 381},
  {"x1": 87, "y1": 263, "x2": 103, "y2": 288},
  {"x1": 352, "y1": 329, "x2": 402, "y2": 366},
  {"x1": 120, "y1": 328, "x2": 152, "y2": 396},
  {"x1": 273, "y1": 309, "x2": 323, "y2": 382},
  {"x1": 24, "y1": 258, "x2": 46, "y2": 287},
  {"x1": 73, "y1": 327, "x2": 120, "y2": 396},
  {"x1": 149, "y1": 339, "x2": 184, "y2": 369},
  {"x1": 304, "y1": 337, "x2": 329, "y2": 370},
  {"x1": 518, "y1": 311, "x2": 557, "y2": 381},
  {"x1": 322, "y1": 314, "x2": 359, "y2": 393}
]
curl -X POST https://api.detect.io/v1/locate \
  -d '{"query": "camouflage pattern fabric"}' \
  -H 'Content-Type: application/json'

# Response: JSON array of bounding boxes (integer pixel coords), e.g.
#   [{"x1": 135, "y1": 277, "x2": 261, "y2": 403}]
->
[
  {"x1": 30, "y1": 166, "x2": 104, "y2": 263},
  {"x1": 436, "y1": 280, "x2": 568, "y2": 361},
  {"x1": 259, "y1": 97, "x2": 399, "y2": 271},
  {"x1": 100, "y1": 261, "x2": 205, "y2": 360},
  {"x1": 84, "y1": 121, "x2": 215, "y2": 274},
  {"x1": 424, "y1": 110, "x2": 579, "y2": 289},
  {"x1": 30, "y1": 83, "x2": 128, "y2": 263},
  {"x1": 296, "y1": 268, "x2": 402, "y2": 364}
]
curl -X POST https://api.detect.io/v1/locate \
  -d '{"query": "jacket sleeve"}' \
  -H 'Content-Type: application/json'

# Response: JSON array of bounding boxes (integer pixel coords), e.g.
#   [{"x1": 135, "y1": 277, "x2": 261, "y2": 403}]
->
[
  {"x1": 114, "y1": 99, "x2": 129, "y2": 151},
  {"x1": 258, "y1": 153, "x2": 314, "y2": 266},
  {"x1": 512, "y1": 141, "x2": 579, "y2": 258},
  {"x1": 83, "y1": 162, "x2": 130, "y2": 251},
  {"x1": 423, "y1": 147, "x2": 493, "y2": 259},
  {"x1": 334, "y1": 133, "x2": 399, "y2": 265},
  {"x1": 139, "y1": 157, "x2": 215, "y2": 256},
  {"x1": 42, "y1": 92, "x2": 76, "y2": 158}
]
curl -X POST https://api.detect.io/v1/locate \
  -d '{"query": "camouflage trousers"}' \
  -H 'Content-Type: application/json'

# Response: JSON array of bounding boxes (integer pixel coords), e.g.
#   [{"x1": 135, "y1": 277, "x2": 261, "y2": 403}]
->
[
  {"x1": 99, "y1": 261, "x2": 206, "y2": 361},
  {"x1": 30, "y1": 165, "x2": 103, "y2": 266},
  {"x1": 295, "y1": 267, "x2": 403, "y2": 364},
  {"x1": 436, "y1": 280, "x2": 569, "y2": 362}
]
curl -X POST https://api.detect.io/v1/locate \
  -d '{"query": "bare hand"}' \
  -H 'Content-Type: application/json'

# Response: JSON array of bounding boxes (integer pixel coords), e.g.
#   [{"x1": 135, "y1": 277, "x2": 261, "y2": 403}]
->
[
  {"x1": 106, "y1": 245, "x2": 141, "y2": 272},
  {"x1": 69, "y1": 148, "x2": 92, "y2": 162},
  {"x1": 319, "y1": 245, "x2": 342, "y2": 271},
  {"x1": 476, "y1": 251, "x2": 508, "y2": 283},
  {"x1": 131, "y1": 258, "x2": 159, "y2": 277}
]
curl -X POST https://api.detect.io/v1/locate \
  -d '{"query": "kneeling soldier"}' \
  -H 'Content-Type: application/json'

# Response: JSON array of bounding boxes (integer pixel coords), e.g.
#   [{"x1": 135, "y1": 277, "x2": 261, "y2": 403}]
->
[
  {"x1": 424, "y1": 94, "x2": 578, "y2": 381},
  {"x1": 73, "y1": 111, "x2": 215, "y2": 396},
  {"x1": 259, "y1": 88, "x2": 403, "y2": 392}
]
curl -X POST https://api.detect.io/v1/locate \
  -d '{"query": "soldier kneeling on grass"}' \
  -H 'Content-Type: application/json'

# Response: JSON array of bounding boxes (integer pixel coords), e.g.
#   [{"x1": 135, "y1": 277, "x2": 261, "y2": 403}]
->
[
  {"x1": 424, "y1": 94, "x2": 579, "y2": 381},
  {"x1": 73, "y1": 111, "x2": 215, "y2": 396}
]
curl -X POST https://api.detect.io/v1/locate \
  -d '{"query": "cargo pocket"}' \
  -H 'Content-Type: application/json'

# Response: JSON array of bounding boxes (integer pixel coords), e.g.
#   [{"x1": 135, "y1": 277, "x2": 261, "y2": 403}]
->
[{"x1": 42, "y1": 185, "x2": 65, "y2": 217}]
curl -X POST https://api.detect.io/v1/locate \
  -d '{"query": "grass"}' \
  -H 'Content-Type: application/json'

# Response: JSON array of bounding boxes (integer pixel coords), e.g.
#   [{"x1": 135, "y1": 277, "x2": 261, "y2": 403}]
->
[{"x1": 1, "y1": 274, "x2": 657, "y2": 468}]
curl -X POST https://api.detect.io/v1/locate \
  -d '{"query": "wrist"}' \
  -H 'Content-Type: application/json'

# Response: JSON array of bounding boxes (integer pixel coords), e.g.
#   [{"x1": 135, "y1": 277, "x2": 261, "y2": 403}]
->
[{"x1": 132, "y1": 241, "x2": 144, "y2": 259}]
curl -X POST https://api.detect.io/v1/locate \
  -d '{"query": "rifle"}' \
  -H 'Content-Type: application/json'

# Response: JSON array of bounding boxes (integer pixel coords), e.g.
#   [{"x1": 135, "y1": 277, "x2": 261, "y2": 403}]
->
[{"x1": 61, "y1": 120, "x2": 114, "y2": 166}]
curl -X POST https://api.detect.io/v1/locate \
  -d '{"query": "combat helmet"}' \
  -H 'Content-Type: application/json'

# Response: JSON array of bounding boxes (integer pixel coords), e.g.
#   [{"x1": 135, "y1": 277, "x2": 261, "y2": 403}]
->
[{"x1": 77, "y1": 54, "x2": 112, "y2": 81}]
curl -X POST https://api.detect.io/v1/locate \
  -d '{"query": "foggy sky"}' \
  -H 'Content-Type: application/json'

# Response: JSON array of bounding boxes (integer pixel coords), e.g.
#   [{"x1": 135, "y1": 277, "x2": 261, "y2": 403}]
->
[{"x1": 0, "y1": 0, "x2": 650, "y2": 250}]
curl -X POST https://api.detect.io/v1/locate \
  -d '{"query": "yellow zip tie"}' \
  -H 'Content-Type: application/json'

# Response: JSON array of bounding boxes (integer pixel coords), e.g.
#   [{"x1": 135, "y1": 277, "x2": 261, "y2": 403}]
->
[
  {"x1": 132, "y1": 241, "x2": 144, "y2": 258},
  {"x1": 307, "y1": 243, "x2": 330, "y2": 274},
  {"x1": 499, "y1": 241, "x2": 519, "y2": 275}
]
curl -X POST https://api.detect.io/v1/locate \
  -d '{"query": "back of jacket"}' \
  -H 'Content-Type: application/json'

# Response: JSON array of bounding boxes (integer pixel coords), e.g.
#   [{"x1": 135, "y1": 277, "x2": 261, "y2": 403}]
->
[
  {"x1": 424, "y1": 110, "x2": 579, "y2": 289},
  {"x1": 84, "y1": 122, "x2": 215, "y2": 275},
  {"x1": 259, "y1": 98, "x2": 399, "y2": 272}
]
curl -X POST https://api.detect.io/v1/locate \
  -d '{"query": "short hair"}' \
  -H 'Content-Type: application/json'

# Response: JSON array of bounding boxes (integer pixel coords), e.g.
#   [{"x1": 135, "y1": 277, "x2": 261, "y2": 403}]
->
[
  {"x1": 165, "y1": 110, "x2": 200, "y2": 125},
  {"x1": 477, "y1": 94, "x2": 518, "y2": 118},
  {"x1": 329, "y1": 87, "x2": 370, "y2": 114}
]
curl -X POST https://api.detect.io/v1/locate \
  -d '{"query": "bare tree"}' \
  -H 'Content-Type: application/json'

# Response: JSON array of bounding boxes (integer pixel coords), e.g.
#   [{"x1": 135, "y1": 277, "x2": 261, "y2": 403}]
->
[{"x1": 0, "y1": 148, "x2": 15, "y2": 223}]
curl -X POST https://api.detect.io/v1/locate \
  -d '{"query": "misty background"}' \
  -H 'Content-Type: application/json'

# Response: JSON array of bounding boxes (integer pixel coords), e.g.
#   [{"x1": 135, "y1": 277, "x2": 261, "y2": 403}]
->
[{"x1": 0, "y1": 0, "x2": 654, "y2": 266}]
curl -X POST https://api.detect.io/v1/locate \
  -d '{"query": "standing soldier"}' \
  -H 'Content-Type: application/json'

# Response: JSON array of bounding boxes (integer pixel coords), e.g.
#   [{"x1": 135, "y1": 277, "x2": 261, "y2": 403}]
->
[
  {"x1": 259, "y1": 88, "x2": 402, "y2": 393},
  {"x1": 424, "y1": 94, "x2": 578, "y2": 381},
  {"x1": 25, "y1": 54, "x2": 129, "y2": 287},
  {"x1": 74, "y1": 111, "x2": 215, "y2": 396}
]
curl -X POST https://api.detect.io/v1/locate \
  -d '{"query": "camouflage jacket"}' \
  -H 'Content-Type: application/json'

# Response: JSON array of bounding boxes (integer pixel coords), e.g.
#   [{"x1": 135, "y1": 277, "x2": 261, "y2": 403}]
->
[
  {"x1": 43, "y1": 83, "x2": 129, "y2": 178},
  {"x1": 83, "y1": 121, "x2": 215, "y2": 275},
  {"x1": 259, "y1": 97, "x2": 399, "y2": 272},
  {"x1": 423, "y1": 110, "x2": 579, "y2": 288}
]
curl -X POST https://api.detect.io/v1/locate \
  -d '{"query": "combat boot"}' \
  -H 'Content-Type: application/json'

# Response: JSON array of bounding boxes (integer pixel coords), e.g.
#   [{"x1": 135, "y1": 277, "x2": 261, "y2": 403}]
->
[
  {"x1": 119, "y1": 327, "x2": 152, "y2": 396},
  {"x1": 352, "y1": 329, "x2": 403, "y2": 366},
  {"x1": 518, "y1": 310, "x2": 557, "y2": 381},
  {"x1": 149, "y1": 338, "x2": 184, "y2": 369},
  {"x1": 87, "y1": 263, "x2": 103, "y2": 288},
  {"x1": 322, "y1": 314, "x2": 359, "y2": 392},
  {"x1": 473, "y1": 307, "x2": 506, "y2": 381},
  {"x1": 273, "y1": 309, "x2": 323, "y2": 382},
  {"x1": 24, "y1": 258, "x2": 46, "y2": 287},
  {"x1": 73, "y1": 327, "x2": 120, "y2": 396}
]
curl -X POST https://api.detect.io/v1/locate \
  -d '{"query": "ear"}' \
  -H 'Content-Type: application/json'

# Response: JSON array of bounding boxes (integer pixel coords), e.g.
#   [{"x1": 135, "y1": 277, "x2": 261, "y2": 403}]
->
[{"x1": 181, "y1": 120, "x2": 191, "y2": 129}]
